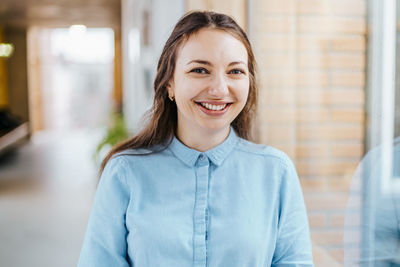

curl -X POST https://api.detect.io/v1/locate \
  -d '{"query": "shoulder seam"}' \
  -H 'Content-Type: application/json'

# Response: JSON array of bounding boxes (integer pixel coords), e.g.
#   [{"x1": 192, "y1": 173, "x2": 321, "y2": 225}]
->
[
  {"x1": 233, "y1": 145, "x2": 290, "y2": 169},
  {"x1": 114, "y1": 155, "x2": 130, "y2": 188}
]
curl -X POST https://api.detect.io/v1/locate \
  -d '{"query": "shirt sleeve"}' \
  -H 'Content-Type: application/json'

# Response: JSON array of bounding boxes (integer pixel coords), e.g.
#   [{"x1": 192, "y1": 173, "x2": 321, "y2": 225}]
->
[
  {"x1": 78, "y1": 156, "x2": 131, "y2": 267},
  {"x1": 271, "y1": 157, "x2": 314, "y2": 267}
]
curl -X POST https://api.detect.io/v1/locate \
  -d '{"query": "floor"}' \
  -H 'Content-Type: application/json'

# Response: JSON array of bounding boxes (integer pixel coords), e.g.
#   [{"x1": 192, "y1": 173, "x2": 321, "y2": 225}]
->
[{"x1": 0, "y1": 129, "x2": 104, "y2": 267}]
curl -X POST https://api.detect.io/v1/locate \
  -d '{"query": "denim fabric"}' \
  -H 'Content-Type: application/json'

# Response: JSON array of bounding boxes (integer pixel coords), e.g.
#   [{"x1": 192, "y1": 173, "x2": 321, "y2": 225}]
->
[{"x1": 78, "y1": 129, "x2": 314, "y2": 267}]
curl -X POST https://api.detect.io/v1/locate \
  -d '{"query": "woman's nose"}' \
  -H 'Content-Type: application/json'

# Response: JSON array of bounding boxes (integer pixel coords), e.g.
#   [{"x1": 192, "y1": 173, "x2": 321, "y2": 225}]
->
[{"x1": 208, "y1": 73, "x2": 229, "y2": 97}]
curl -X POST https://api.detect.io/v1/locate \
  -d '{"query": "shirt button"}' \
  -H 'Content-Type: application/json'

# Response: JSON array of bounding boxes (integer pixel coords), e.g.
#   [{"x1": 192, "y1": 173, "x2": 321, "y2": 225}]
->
[{"x1": 199, "y1": 154, "x2": 206, "y2": 161}]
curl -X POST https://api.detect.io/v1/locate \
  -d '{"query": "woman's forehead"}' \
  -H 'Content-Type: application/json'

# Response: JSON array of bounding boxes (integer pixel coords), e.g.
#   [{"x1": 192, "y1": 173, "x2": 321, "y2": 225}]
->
[{"x1": 176, "y1": 28, "x2": 248, "y2": 65}]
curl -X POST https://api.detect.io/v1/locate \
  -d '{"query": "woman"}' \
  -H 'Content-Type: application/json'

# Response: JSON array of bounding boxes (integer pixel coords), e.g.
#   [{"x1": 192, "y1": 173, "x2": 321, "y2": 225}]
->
[{"x1": 78, "y1": 11, "x2": 314, "y2": 267}]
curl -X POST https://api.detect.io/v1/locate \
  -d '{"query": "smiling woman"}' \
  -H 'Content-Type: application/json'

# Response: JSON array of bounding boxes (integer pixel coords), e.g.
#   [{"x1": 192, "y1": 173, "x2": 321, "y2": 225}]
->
[
  {"x1": 168, "y1": 28, "x2": 250, "y2": 151},
  {"x1": 78, "y1": 11, "x2": 314, "y2": 267}
]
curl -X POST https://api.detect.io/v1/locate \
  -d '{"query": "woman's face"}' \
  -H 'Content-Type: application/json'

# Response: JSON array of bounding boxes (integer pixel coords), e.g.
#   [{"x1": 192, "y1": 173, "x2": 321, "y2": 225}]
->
[{"x1": 168, "y1": 28, "x2": 250, "y2": 137}]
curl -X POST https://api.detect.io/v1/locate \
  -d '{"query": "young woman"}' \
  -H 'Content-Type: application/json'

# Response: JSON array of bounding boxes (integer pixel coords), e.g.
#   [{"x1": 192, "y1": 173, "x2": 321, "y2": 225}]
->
[{"x1": 78, "y1": 11, "x2": 314, "y2": 267}]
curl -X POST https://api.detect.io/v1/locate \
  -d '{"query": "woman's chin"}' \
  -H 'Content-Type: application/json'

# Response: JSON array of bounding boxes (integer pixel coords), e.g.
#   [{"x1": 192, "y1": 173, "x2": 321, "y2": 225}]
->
[{"x1": 198, "y1": 122, "x2": 231, "y2": 134}]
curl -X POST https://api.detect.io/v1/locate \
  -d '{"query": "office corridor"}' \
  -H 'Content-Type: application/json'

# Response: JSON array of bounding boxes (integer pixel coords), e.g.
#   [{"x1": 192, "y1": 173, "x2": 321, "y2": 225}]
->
[{"x1": 0, "y1": 130, "x2": 101, "y2": 267}]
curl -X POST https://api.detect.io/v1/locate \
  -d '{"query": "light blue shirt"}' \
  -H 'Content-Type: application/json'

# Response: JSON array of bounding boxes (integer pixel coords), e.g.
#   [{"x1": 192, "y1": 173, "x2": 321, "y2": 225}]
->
[{"x1": 78, "y1": 129, "x2": 314, "y2": 266}]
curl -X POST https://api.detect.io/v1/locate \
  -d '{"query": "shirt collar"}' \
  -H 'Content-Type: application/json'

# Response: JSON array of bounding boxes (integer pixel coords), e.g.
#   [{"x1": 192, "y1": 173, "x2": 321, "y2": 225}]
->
[{"x1": 168, "y1": 127, "x2": 239, "y2": 167}]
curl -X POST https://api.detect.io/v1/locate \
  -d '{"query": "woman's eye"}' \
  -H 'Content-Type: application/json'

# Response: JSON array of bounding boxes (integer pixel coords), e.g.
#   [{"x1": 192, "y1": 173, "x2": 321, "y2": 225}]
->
[
  {"x1": 229, "y1": 69, "x2": 245, "y2": 75},
  {"x1": 191, "y1": 68, "x2": 208, "y2": 74}
]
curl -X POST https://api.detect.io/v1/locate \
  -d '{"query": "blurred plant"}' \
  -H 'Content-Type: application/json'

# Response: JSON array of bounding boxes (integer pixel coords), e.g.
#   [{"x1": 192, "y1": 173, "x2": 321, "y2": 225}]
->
[{"x1": 94, "y1": 112, "x2": 129, "y2": 165}]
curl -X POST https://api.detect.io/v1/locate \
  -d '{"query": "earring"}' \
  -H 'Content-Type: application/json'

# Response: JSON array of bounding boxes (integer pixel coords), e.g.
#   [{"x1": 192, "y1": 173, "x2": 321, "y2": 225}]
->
[{"x1": 168, "y1": 95, "x2": 175, "y2": 101}]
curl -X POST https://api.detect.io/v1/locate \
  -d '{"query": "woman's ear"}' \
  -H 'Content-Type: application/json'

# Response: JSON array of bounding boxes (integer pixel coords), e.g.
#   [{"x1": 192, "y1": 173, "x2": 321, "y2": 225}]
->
[
  {"x1": 167, "y1": 81, "x2": 175, "y2": 96},
  {"x1": 167, "y1": 83, "x2": 175, "y2": 101}
]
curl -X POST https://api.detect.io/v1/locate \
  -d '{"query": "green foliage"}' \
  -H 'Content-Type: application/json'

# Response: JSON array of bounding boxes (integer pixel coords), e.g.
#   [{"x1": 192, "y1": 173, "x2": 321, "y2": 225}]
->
[{"x1": 94, "y1": 112, "x2": 129, "y2": 163}]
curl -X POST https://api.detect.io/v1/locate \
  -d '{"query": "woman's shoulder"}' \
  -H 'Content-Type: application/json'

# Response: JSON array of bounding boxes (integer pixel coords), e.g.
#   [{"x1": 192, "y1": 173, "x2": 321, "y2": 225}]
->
[
  {"x1": 235, "y1": 138, "x2": 292, "y2": 167},
  {"x1": 102, "y1": 146, "x2": 170, "y2": 182},
  {"x1": 106, "y1": 145, "x2": 171, "y2": 168},
  {"x1": 111, "y1": 143, "x2": 169, "y2": 159}
]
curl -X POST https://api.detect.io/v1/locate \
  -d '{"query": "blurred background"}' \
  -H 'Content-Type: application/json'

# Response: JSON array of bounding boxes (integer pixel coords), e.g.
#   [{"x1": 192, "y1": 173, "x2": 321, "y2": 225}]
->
[{"x1": 0, "y1": 0, "x2": 399, "y2": 266}]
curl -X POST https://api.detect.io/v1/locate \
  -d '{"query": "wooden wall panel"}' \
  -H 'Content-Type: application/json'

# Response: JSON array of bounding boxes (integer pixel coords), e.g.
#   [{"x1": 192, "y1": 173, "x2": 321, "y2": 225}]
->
[{"x1": 0, "y1": 26, "x2": 9, "y2": 109}]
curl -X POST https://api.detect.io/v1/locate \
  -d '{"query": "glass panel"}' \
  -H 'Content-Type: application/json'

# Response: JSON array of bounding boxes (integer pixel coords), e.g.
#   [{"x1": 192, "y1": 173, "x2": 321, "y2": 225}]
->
[{"x1": 396, "y1": 1, "x2": 400, "y2": 138}]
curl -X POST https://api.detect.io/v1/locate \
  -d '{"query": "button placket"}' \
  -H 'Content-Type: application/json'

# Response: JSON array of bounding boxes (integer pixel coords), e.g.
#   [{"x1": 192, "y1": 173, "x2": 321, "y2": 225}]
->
[{"x1": 193, "y1": 154, "x2": 209, "y2": 267}]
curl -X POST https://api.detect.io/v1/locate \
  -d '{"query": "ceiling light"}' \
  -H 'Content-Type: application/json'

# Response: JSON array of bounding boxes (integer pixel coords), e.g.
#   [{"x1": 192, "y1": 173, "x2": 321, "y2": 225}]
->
[
  {"x1": 69, "y1": 25, "x2": 87, "y2": 37},
  {"x1": 0, "y1": 43, "x2": 14, "y2": 58}
]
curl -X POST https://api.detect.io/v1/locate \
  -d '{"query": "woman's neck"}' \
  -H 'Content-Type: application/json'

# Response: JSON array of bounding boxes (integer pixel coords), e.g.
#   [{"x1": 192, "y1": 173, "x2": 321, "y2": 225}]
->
[{"x1": 177, "y1": 126, "x2": 230, "y2": 152}]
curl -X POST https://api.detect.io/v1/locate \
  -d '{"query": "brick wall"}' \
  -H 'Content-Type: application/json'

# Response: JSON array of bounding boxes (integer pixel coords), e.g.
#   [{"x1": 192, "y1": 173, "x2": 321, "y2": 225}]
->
[
  {"x1": 187, "y1": 0, "x2": 367, "y2": 265},
  {"x1": 249, "y1": 0, "x2": 367, "y2": 265}
]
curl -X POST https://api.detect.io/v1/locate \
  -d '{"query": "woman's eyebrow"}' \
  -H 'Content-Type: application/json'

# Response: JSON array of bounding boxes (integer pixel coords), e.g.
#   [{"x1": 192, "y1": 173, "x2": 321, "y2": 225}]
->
[
  {"x1": 186, "y1": 60, "x2": 247, "y2": 67},
  {"x1": 186, "y1": 60, "x2": 212, "y2": 66},
  {"x1": 228, "y1": 61, "x2": 247, "y2": 66}
]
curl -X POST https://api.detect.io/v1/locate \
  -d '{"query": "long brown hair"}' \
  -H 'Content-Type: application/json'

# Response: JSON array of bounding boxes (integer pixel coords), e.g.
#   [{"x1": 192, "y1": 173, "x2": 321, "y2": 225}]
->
[{"x1": 100, "y1": 11, "x2": 258, "y2": 173}]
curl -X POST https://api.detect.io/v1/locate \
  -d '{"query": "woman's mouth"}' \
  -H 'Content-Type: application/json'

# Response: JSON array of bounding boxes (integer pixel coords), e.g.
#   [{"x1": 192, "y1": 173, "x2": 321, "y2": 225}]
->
[
  {"x1": 195, "y1": 101, "x2": 232, "y2": 115},
  {"x1": 200, "y1": 102, "x2": 227, "y2": 111}
]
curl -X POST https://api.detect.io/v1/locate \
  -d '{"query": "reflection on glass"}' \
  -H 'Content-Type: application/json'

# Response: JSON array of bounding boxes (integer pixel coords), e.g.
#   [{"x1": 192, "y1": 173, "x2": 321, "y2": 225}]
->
[
  {"x1": 344, "y1": 1, "x2": 400, "y2": 266},
  {"x1": 345, "y1": 137, "x2": 400, "y2": 266}
]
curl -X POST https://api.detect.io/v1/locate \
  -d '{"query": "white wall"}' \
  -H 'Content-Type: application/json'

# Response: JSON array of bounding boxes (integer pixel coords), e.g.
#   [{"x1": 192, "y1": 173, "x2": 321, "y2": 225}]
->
[{"x1": 121, "y1": 0, "x2": 185, "y2": 133}]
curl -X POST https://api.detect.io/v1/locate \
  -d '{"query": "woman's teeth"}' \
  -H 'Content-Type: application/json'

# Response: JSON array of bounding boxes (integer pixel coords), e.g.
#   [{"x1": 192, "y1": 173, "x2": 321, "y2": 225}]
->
[{"x1": 200, "y1": 102, "x2": 227, "y2": 111}]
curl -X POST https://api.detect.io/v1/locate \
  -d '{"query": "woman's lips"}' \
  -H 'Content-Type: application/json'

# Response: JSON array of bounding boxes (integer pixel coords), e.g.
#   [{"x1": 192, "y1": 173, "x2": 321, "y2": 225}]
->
[{"x1": 195, "y1": 101, "x2": 232, "y2": 115}]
